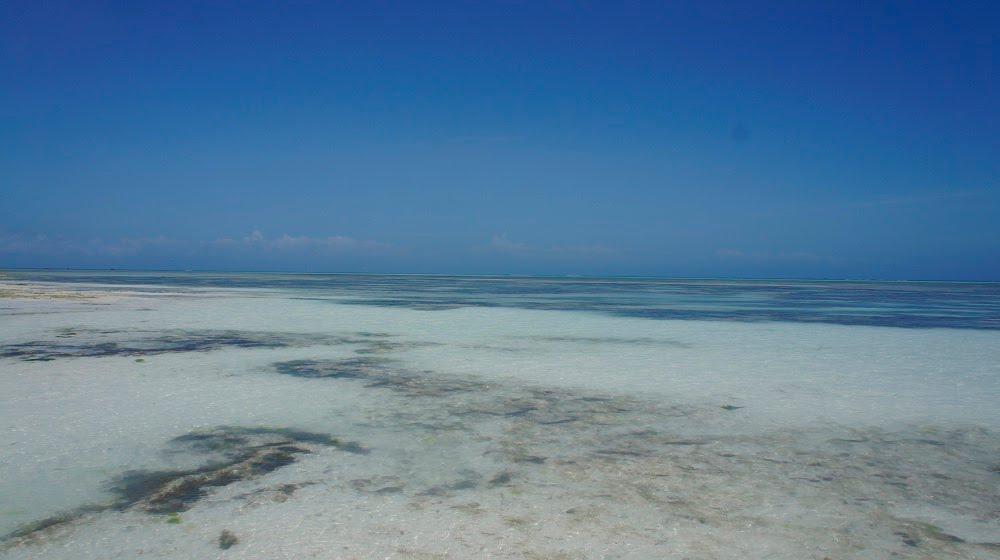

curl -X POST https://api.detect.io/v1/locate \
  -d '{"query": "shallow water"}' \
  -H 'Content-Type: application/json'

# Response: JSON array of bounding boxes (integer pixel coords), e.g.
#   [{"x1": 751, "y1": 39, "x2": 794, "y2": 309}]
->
[{"x1": 0, "y1": 271, "x2": 997, "y2": 558}]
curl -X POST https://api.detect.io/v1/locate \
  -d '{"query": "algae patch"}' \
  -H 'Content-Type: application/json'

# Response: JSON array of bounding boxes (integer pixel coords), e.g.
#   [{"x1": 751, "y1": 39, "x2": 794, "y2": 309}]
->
[
  {"x1": 1, "y1": 426, "x2": 363, "y2": 546},
  {"x1": 219, "y1": 529, "x2": 239, "y2": 549},
  {"x1": 0, "y1": 328, "x2": 396, "y2": 361}
]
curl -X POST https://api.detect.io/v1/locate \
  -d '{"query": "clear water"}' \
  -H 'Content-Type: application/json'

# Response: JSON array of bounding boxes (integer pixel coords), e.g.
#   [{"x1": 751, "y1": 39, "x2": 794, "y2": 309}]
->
[
  {"x1": 11, "y1": 269, "x2": 1000, "y2": 329},
  {"x1": 1, "y1": 271, "x2": 998, "y2": 559}
]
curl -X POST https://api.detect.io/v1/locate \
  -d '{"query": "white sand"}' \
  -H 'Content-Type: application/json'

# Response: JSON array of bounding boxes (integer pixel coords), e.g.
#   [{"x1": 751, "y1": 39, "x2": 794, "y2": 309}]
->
[{"x1": 0, "y1": 281, "x2": 997, "y2": 558}]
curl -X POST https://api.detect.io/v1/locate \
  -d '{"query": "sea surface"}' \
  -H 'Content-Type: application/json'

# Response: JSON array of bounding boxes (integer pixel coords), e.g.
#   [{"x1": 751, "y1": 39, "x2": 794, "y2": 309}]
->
[{"x1": 1, "y1": 271, "x2": 998, "y2": 558}]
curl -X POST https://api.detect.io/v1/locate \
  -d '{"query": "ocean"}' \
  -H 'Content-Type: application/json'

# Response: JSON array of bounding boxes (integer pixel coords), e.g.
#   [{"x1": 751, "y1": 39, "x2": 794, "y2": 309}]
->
[{"x1": 1, "y1": 271, "x2": 998, "y2": 558}]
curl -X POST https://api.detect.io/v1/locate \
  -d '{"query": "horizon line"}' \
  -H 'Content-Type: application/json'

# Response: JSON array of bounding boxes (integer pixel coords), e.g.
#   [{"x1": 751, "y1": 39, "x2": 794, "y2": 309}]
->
[{"x1": 2, "y1": 266, "x2": 998, "y2": 285}]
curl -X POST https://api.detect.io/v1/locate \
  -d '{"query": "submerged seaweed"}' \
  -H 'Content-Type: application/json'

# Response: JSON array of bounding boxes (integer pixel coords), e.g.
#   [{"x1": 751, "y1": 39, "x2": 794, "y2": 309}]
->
[
  {"x1": 274, "y1": 358, "x2": 381, "y2": 379},
  {"x1": 273, "y1": 358, "x2": 481, "y2": 398},
  {"x1": 1, "y1": 426, "x2": 363, "y2": 544},
  {"x1": 264, "y1": 353, "x2": 1000, "y2": 557},
  {"x1": 117, "y1": 426, "x2": 367, "y2": 514},
  {"x1": 0, "y1": 328, "x2": 399, "y2": 361},
  {"x1": 116, "y1": 447, "x2": 303, "y2": 514},
  {"x1": 218, "y1": 529, "x2": 239, "y2": 549},
  {"x1": 514, "y1": 335, "x2": 692, "y2": 348},
  {"x1": 0, "y1": 506, "x2": 107, "y2": 543}
]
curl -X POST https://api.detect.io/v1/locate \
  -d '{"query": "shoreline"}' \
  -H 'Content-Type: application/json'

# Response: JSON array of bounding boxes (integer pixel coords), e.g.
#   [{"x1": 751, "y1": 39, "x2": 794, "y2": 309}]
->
[{"x1": 0, "y1": 277, "x2": 997, "y2": 558}]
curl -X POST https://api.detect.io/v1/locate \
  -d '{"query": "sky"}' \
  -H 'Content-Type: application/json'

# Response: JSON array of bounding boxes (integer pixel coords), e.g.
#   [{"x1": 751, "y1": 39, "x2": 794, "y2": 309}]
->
[{"x1": 1, "y1": 1, "x2": 997, "y2": 280}]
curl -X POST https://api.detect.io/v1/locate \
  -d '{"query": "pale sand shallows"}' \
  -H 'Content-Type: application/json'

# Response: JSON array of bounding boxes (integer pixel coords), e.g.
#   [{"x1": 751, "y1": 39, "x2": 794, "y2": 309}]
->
[
  {"x1": 0, "y1": 284, "x2": 104, "y2": 300},
  {"x1": 0, "y1": 279, "x2": 997, "y2": 559}
]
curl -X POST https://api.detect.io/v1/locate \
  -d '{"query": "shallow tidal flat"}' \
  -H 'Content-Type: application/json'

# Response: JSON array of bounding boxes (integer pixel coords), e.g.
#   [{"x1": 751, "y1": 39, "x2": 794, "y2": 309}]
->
[{"x1": 0, "y1": 276, "x2": 998, "y2": 559}]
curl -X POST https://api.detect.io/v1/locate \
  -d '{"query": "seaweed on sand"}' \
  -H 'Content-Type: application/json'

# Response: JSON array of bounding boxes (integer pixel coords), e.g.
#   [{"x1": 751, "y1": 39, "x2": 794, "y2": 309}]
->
[
  {"x1": 1, "y1": 426, "x2": 365, "y2": 545},
  {"x1": 272, "y1": 358, "x2": 480, "y2": 398},
  {"x1": 114, "y1": 446, "x2": 304, "y2": 514},
  {"x1": 0, "y1": 329, "x2": 394, "y2": 361},
  {"x1": 218, "y1": 529, "x2": 239, "y2": 549},
  {"x1": 273, "y1": 358, "x2": 380, "y2": 379}
]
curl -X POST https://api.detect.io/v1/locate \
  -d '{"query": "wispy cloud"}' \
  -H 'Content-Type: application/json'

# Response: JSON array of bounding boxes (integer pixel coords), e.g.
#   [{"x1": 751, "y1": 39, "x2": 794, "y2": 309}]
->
[
  {"x1": 0, "y1": 231, "x2": 179, "y2": 257},
  {"x1": 490, "y1": 234, "x2": 620, "y2": 256},
  {"x1": 0, "y1": 230, "x2": 390, "y2": 258},
  {"x1": 714, "y1": 248, "x2": 744, "y2": 258},
  {"x1": 490, "y1": 233, "x2": 532, "y2": 252},
  {"x1": 210, "y1": 230, "x2": 390, "y2": 253}
]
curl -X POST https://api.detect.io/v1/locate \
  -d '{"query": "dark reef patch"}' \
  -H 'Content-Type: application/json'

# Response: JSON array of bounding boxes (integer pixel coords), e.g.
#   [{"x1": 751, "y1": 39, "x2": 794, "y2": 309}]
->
[
  {"x1": 114, "y1": 445, "x2": 304, "y2": 514},
  {"x1": 272, "y1": 358, "x2": 481, "y2": 398},
  {"x1": 0, "y1": 328, "x2": 399, "y2": 361},
  {"x1": 0, "y1": 506, "x2": 107, "y2": 543},
  {"x1": 514, "y1": 335, "x2": 691, "y2": 348},
  {"x1": 274, "y1": 358, "x2": 383, "y2": 380},
  {"x1": 351, "y1": 476, "x2": 406, "y2": 495},
  {"x1": 1, "y1": 426, "x2": 364, "y2": 545},
  {"x1": 355, "y1": 339, "x2": 440, "y2": 354},
  {"x1": 116, "y1": 426, "x2": 364, "y2": 514},
  {"x1": 219, "y1": 529, "x2": 239, "y2": 549}
]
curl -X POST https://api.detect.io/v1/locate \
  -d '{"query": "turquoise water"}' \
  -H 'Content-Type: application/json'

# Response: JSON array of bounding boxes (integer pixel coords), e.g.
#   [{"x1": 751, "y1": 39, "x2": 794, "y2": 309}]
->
[{"x1": 10, "y1": 269, "x2": 1000, "y2": 329}]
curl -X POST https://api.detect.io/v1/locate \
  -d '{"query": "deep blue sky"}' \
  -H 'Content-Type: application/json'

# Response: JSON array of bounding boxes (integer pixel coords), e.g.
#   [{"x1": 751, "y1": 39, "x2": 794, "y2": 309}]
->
[{"x1": 2, "y1": 1, "x2": 997, "y2": 279}]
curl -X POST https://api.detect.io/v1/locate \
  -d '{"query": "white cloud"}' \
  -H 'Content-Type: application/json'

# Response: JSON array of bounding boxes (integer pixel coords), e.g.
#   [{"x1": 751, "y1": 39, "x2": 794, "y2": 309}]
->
[
  {"x1": 0, "y1": 230, "x2": 389, "y2": 259},
  {"x1": 210, "y1": 230, "x2": 390, "y2": 253},
  {"x1": 0, "y1": 232, "x2": 53, "y2": 253},
  {"x1": 490, "y1": 233, "x2": 532, "y2": 252},
  {"x1": 0, "y1": 231, "x2": 178, "y2": 257},
  {"x1": 92, "y1": 236, "x2": 177, "y2": 257}
]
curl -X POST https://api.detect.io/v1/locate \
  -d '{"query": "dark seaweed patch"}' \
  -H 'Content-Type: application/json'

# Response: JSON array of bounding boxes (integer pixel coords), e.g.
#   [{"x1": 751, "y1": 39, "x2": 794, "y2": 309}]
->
[
  {"x1": 0, "y1": 329, "x2": 397, "y2": 362},
  {"x1": 140, "y1": 426, "x2": 369, "y2": 505},
  {"x1": 271, "y1": 358, "x2": 480, "y2": 399},
  {"x1": 596, "y1": 448, "x2": 651, "y2": 457},
  {"x1": 273, "y1": 358, "x2": 380, "y2": 379},
  {"x1": 342, "y1": 298, "x2": 491, "y2": 311},
  {"x1": 416, "y1": 472, "x2": 483, "y2": 497},
  {"x1": 2, "y1": 426, "x2": 364, "y2": 544},
  {"x1": 517, "y1": 336, "x2": 691, "y2": 348},
  {"x1": 131, "y1": 447, "x2": 300, "y2": 514},
  {"x1": 219, "y1": 529, "x2": 239, "y2": 549},
  {"x1": 489, "y1": 472, "x2": 513, "y2": 485},
  {"x1": 113, "y1": 427, "x2": 342, "y2": 514},
  {"x1": 0, "y1": 333, "x2": 282, "y2": 361},
  {"x1": 207, "y1": 426, "x2": 352, "y2": 446},
  {"x1": 355, "y1": 340, "x2": 440, "y2": 354},
  {"x1": 170, "y1": 431, "x2": 251, "y2": 454},
  {"x1": 277, "y1": 357, "x2": 653, "y2": 458},
  {"x1": 330, "y1": 439, "x2": 370, "y2": 454},
  {"x1": 895, "y1": 532, "x2": 920, "y2": 547},
  {"x1": 0, "y1": 505, "x2": 106, "y2": 542},
  {"x1": 351, "y1": 475, "x2": 405, "y2": 495}
]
